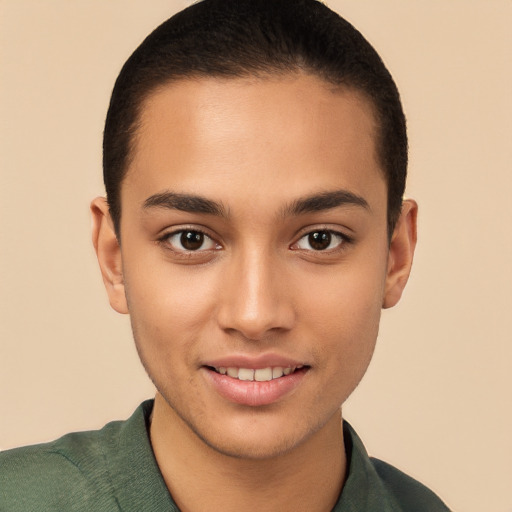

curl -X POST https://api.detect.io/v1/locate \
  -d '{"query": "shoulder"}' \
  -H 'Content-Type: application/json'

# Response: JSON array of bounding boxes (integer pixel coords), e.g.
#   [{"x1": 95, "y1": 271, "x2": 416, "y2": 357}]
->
[
  {"x1": 339, "y1": 421, "x2": 451, "y2": 512},
  {"x1": 370, "y1": 457, "x2": 451, "y2": 512},
  {"x1": 0, "y1": 421, "x2": 124, "y2": 512}
]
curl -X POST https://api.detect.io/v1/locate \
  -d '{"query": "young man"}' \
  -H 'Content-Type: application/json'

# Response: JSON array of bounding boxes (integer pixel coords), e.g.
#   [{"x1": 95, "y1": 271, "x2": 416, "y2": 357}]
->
[{"x1": 0, "y1": 1, "x2": 450, "y2": 510}]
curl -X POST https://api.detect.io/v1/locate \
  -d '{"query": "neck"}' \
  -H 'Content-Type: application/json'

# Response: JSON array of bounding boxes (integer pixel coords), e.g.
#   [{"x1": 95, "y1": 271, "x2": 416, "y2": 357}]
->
[{"x1": 149, "y1": 393, "x2": 346, "y2": 512}]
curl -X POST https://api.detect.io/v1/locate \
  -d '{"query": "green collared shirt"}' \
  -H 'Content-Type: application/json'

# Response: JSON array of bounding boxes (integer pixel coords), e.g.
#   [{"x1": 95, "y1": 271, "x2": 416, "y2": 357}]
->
[{"x1": 0, "y1": 400, "x2": 450, "y2": 511}]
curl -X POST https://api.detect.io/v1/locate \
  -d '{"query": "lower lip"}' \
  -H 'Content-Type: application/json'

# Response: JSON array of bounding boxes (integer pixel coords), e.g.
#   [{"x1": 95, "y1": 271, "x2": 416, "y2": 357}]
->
[{"x1": 202, "y1": 367, "x2": 308, "y2": 407}]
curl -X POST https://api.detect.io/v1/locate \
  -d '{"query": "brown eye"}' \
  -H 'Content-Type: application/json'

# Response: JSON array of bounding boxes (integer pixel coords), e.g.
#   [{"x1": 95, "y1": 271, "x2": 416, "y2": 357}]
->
[
  {"x1": 308, "y1": 231, "x2": 332, "y2": 250},
  {"x1": 294, "y1": 230, "x2": 346, "y2": 251},
  {"x1": 165, "y1": 230, "x2": 218, "y2": 252},
  {"x1": 181, "y1": 231, "x2": 204, "y2": 250}
]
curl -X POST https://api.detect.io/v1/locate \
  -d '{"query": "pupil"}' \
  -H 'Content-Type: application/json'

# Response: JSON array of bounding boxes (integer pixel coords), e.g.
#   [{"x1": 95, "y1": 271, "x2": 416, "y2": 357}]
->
[
  {"x1": 309, "y1": 231, "x2": 331, "y2": 250},
  {"x1": 181, "y1": 231, "x2": 204, "y2": 250}
]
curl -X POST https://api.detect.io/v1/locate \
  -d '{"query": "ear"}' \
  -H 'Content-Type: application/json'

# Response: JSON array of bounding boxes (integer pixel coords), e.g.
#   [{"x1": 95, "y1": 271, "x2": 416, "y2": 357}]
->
[
  {"x1": 90, "y1": 197, "x2": 129, "y2": 314},
  {"x1": 382, "y1": 199, "x2": 418, "y2": 309}
]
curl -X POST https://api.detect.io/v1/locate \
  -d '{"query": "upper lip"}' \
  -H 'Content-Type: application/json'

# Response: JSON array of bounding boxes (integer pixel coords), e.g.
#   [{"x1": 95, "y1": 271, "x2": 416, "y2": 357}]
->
[{"x1": 203, "y1": 353, "x2": 308, "y2": 370}]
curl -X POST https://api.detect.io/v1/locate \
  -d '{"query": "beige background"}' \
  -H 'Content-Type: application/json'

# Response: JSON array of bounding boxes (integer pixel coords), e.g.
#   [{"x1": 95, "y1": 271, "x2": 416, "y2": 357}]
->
[{"x1": 1, "y1": 1, "x2": 511, "y2": 511}]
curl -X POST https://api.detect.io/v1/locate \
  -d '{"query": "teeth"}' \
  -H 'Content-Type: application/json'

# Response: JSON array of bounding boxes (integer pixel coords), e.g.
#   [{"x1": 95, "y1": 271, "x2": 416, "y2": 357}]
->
[
  {"x1": 238, "y1": 368, "x2": 254, "y2": 381},
  {"x1": 227, "y1": 367, "x2": 238, "y2": 378},
  {"x1": 215, "y1": 366, "x2": 300, "y2": 381},
  {"x1": 254, "y1": 368, "x2": 273, "y2": 381},
  {"x1": 272, "y1": 367, "x2": 284, "y2": 378}
]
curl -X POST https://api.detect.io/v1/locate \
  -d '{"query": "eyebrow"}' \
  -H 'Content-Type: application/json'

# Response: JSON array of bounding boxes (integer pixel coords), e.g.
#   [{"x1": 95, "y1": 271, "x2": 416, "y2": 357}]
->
[
  {"x1": 282, "y1": 190, "x2": 370, "y2": 217},
  {"x1": 142, "y1": 189, "x2": 369, "y2": 219},
  {"x1": 143, "y1": 191, "x2": 227, "y2": 217}
]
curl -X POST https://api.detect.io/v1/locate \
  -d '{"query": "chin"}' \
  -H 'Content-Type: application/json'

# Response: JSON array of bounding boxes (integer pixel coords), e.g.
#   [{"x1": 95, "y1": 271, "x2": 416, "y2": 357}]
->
[
  {"x1": 182, "y1": 403, "x2": 337, "y2": 461},
  {"x1": 194, "y1": 425, "x2": 308, "y2": 460}
]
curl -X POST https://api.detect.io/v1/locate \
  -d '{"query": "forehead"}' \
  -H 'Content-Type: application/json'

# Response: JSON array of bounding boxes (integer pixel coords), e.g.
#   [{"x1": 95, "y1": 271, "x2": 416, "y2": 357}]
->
[{"x1": 123, "y1": 73, "x2": 385, "y2": 214}]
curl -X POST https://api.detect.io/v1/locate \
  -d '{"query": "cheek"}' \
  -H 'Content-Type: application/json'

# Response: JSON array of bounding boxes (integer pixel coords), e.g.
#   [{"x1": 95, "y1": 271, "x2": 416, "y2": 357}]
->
[
  {"x1": 298, "y1": 260, "x2": 385, "y2": 379},
  {"x1": 122, "y1": 259, "x2": 220, "y2": 365}
]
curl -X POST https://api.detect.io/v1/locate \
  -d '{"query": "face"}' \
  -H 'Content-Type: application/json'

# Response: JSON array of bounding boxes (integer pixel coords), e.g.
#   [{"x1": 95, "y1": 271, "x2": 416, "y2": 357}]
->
[{"x1": 93, "y1": 73, "x2": 416, "y2": 460}]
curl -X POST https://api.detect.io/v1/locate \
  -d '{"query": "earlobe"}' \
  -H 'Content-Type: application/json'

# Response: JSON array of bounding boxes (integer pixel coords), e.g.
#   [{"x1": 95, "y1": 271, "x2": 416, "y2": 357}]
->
[
  {"x1": 382, "y1": 199, "x2": 418, "y2": 309},
  {"x1": 90, "y1": 197, "x2": 129, "y2": 314}
]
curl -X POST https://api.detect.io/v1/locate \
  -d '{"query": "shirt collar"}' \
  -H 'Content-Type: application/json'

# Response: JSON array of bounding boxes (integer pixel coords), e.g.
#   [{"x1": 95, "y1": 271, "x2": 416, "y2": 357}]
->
[
  {"x1": 333, "y1": 421, "x2": 398, "y2": 511},
  {"x1": 103, "y1": 400, "x2": 397, "y2": 512},
  {"x1": 101, "y1": 400, "x2": 179, "y2": 512}
]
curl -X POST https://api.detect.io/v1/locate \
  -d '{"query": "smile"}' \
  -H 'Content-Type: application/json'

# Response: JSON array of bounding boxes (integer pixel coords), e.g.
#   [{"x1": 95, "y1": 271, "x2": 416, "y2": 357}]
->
[
  {"x1": 203, "y1": 364, "x2": 309, "y2": 406},
  {"x1": 210, "y1": 366, "x2": 304, "y2": 382}
]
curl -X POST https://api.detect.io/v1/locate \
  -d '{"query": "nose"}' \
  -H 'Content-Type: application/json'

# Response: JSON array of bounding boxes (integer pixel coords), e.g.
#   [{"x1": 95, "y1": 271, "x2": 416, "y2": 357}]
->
[{"x1": 216, "y1": 248, "x2": 296, "y2": 341}]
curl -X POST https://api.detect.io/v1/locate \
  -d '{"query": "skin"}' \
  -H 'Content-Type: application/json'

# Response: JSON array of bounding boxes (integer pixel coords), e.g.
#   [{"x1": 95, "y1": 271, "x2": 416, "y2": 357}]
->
[{"x1": 91, "y1": 73, "x2": 417, "y2": 512}]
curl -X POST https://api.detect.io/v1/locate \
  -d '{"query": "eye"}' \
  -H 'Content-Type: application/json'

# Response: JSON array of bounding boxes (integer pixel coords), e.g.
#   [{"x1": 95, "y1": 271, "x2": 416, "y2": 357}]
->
[
  {"x1": 294, "y1": 230, "x2": 347, "y2": 251},
  {"x1": 164, "y1": 230, "x2": 219, "y2": 252}
]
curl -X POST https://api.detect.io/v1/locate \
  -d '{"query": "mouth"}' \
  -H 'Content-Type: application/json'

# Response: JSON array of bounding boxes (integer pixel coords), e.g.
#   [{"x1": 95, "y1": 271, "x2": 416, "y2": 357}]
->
[
  {"x1": 202, "y1": 364, "x2": 310, "y2": 406},
  {"x1": 206, "y1": 365, "x2": 307, "y2": 382}
]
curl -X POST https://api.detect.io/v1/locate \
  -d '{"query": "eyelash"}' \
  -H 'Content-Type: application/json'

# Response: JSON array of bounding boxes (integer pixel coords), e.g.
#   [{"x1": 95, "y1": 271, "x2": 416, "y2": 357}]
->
[
  {"x1": 157, "y1": 227, "x2": 353, "y2": 255},
  {"x1": 291, "y1": 228, "x2": 353, "y2": 253},
  {"x1": 158, "y1": 227, "x2": 220, "y2": 255}
]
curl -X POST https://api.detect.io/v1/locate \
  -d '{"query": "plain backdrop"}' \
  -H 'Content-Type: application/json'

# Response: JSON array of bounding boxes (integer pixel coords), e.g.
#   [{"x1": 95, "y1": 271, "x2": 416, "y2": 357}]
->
[{"x1": 1, "y1": 1, "x2": 511, "y2": 511}]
